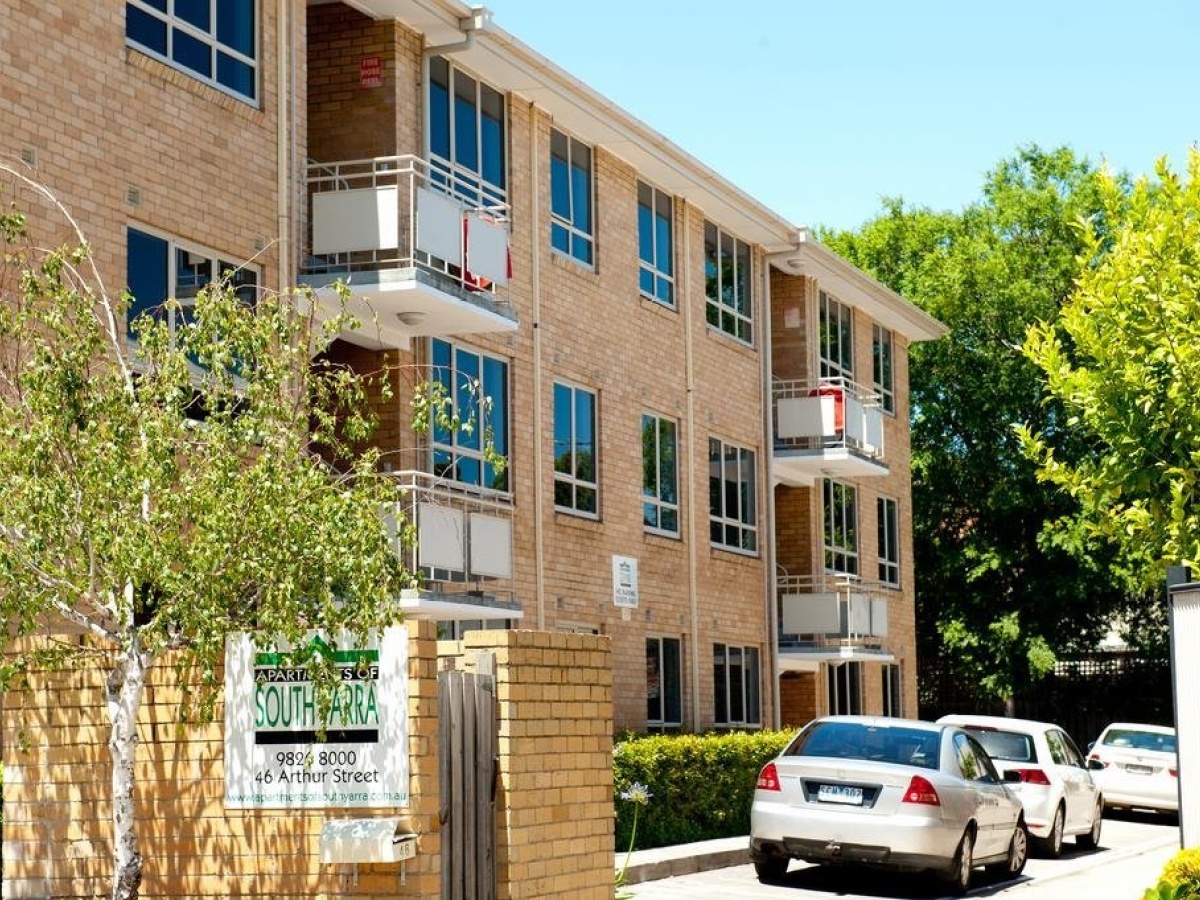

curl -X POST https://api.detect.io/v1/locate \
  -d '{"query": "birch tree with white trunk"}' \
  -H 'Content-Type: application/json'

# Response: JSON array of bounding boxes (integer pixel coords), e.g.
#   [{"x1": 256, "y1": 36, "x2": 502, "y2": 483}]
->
[{"x1": 0, "y1": 165, "x2": 416, "y2": 900}]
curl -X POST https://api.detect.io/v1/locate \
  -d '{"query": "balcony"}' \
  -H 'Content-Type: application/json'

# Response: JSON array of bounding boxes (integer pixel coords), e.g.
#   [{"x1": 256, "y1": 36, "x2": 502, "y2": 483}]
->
[
  {"x1": 384, "y1": 470, "x2": 521, "y2": 623},
  {"x1": 301, "y1": 155, "x2": 519, "y2": 349},
  {"x1": 777, "y1": 573, "x2": 894, "y2": 668},
  {"x1": 772, "y1": 377, "x2": 887, "y2": 486}
]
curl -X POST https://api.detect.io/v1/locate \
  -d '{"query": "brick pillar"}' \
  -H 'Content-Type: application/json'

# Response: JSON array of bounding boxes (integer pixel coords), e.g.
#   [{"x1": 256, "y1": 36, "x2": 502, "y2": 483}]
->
[{"x1": 462, "y1": 630, "x2": 613, "y2": 900}]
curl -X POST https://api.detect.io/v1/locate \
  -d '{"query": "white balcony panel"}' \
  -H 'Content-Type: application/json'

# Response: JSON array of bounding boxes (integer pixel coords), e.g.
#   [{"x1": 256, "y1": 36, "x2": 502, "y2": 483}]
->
[
  {"x1": 844, "y1": 394, "x2": 865, "y2": 444},
  {"x1": 872, "y1": 598, "x2": 889, "y2": 637},
  {"x1": 469, "y1": 512, "x2": 512, "y2": 579},
  {"x1": 415, "y1": 186, "x2": 463, "y2": 263},
  {"x1": 777, "y1": 395, "x2": 837, "y2": 440},
  {"x1": 312, "y1": 186, "x2": 399, "y2": 255},
  {"x1": 417, "y1": 502, "x2": 465, "y2": 571},
  {"x1": 865, "y1": 407, "x2": 885, "y2": 455},
  {"x1": 465, "y1": 212, "x2": 510, "y2": 286},
  {"x1": 782, "y1": 593, "x2": 840, "y2": 633},
  {"x1": 845, "y1": 594, "x2": 872, "y2": 635}
]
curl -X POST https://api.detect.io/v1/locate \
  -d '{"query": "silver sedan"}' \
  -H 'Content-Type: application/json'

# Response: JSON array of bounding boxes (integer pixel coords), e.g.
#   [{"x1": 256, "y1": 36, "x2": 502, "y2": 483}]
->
[{"x1": 750, "y1": 716, "x2": 1028, "y2": 895}]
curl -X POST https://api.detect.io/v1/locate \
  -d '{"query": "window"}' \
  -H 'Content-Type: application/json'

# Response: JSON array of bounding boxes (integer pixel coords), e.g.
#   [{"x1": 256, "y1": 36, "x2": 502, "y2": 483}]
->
[
  {"x1": 873, "y1": 324, "x2": 895, "y2": 414},
  {"x1": 553, "y1": 382, "x2": 597, "y2": 515},
  {"x1": 823, "y1": 479, "x2": 858, "y2": 574},
  {"x1": 428, "y1": 56, "x2": 506, "y2": 205},
  {"x1": 709, "y1": 439, "x2": 757, "y2": 552},
  {"x1": 638, "y1": 182, "x2": 674, "y2": 306},
  {"x1": 713, "y1": 644, "x2": 760, "y2": 726},
  {"x1": 126, "y1": 0, "x2": 257, "y2": 102},
  {"x1": 828, "y1": 661, "x2": 862, "y2": 715},
  {"x1": 550, "y1": 129, "x2": 594, "y2": 266},
  {"x1": 647, "y1": 637, "x2": 683, "y2": 729},
  {"x1": 126, "y1": 226, "x2": 258, "y2": 339},
  {"x1": 430, "y1": 338, "x2": 509, "y2": 491},
  {"x1": 642, "y1": 413, "x2": 679, "y2": 536},
  {"x1": 883, "y1": 663, "x2": 902, "y2": 717},
  {"x1": 704, "y1": 222, "x2": 752, "y2": 343},
  {"x1": 877, "y1": 496, "x2": 900, "y2": 585},
  {"x1": 819, "y1": 291, "x2": 854, "y2": 380}
]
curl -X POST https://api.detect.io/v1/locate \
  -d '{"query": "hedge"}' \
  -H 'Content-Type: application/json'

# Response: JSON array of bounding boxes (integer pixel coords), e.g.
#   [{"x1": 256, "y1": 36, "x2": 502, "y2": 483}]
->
[{"x1": 613, "y1": 729, "x2": 795, "y2": 851}]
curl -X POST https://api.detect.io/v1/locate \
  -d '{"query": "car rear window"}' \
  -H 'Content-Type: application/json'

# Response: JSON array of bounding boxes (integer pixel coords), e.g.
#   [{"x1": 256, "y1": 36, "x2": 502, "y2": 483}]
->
[
  {"x1": 964, "y1": 728, "x2": 1035, "y2": 763},
  {"x1": 786, "y1": 721, "x2": 941, "y2": 770},
  {"x1": 1102, "y1": 728, "x2": 1176, "y2": 754}
]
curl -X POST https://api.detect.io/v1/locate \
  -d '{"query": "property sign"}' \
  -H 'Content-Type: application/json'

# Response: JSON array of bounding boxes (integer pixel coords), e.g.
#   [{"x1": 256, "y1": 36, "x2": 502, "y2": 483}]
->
[
  {"x1": 224, "y1": 628, "x2": 409, "y2": 809},
  {"x1": 360, "y1": 55, "x2": 383, "y2": 88},
  {"x1": 612, "y1": 555, "x2": 639, "y2": 609}
]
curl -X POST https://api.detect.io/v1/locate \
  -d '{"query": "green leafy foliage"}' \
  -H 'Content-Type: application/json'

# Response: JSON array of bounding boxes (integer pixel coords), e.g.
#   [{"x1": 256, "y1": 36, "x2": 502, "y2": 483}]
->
[
  {"x1": 612, "y1": 730, "x2": 793, "y2": 850},
  {"x1": 823, "y1": 145, "x2": 1140, "y2": 705},
  {"x1": 1145, "y1": 847, "x2": 1200, "y2": 899},
  {"x1": 1022, "y1": 148, "x2": 1200, "y2": 589}
]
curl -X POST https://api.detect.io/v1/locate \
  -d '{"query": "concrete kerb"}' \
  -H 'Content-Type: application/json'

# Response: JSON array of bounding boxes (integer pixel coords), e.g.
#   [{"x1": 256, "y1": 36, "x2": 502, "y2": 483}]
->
[{"x1": 613, "y1": 831, "x2": 1180, "y2": 888}]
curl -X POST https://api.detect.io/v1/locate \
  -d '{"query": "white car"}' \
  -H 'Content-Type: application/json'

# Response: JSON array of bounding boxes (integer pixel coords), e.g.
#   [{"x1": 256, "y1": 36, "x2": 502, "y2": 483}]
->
[
  {"x1": 1088, "y1": 722, "x2": 1178, "y2": 814},
  {"x1": 751, "y1": 716, "x2": 1028, "y2": 894},
  {"x1": 937, "y1": 714, "x2": 1103, "y2": 857}
]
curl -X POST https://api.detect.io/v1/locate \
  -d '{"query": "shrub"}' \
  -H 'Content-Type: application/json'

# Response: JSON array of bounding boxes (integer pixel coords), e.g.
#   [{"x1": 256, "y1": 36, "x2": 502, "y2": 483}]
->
[
  {"x1": 1148, "y1": 848, "x2": 1200, "y2": 899},
  {"x1": 613, "y1": 729, "x2": 794, "y2": 850}
]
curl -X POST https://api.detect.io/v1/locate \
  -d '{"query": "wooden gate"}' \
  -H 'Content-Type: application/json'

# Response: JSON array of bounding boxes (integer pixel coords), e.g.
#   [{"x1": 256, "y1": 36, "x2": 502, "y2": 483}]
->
[{"x1": 439, "y1": 658, "x2": 497, "y2": 900}]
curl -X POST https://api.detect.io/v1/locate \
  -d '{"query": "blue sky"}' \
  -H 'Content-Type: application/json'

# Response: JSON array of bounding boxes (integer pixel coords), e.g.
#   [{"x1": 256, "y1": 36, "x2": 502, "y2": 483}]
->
[{"x1": 493, "y1": 1, "x2": 1199, "y2": 232}]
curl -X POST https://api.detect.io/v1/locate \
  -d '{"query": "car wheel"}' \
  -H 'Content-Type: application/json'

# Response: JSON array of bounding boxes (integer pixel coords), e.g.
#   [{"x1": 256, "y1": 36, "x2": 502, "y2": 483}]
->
[
  {"x1": 986, "y1": 819, "x2": 1028, "y2": 879},
  {"x1": 1076, "y1": 800, "x2": 1103, "y2": 850},
  {"x1": 754, "y1": 855, "x2": 789, "y2": 884},
  {"x1": 1037, "y1": 805, "x2": 1065, "y2": 858},
  {"x1": 940, "y1": 828, "x2": 975, "y2": 895}
]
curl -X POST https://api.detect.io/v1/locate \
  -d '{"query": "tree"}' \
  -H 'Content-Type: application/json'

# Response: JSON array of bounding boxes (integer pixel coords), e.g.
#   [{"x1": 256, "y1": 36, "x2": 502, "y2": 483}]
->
[
  {"x1": 823, "y1": 146, "x2": 1135, "y2": 707},
  {"x1": 1021, "y1": 148, "x2": 1200, "y2": 591},
  {"x1": 0, "y1": 166, "x2": 410, "y2": 899}
]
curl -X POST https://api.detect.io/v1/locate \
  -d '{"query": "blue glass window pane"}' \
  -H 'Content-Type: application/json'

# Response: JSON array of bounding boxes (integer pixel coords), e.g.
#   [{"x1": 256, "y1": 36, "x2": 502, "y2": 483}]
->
[
  {"x1": 217, "y1": 53, "x2": 255, "y2": 100},
  {"x1": 480, "y1": 113, "x2": 504, "y2": 190},
  {"x1": 126, "y1": 228, "x2": 168, "y2": 335},
  {"x1": 431, "y1": 339, "x2": 452, "y2": 444},
  {"x1": 550, "y1": 156, "x2": 570, "y2": 220},
  {"x1": 457, "y1": 457, "x2": 480, "y2": 486},
  {"x1": 574, "y1": 392, "x2": 594, "y2": 480},
  {"x1": 657, "y1": 277, "x2": 673, "y2": 305},
  {"x1": 573, "y1": 235, "x2": 593, "y2": 266},
  {"x1": 454, "y1": 94, "x2": 478, "y2": 172},
  {"x1": 639, "y1": 268, "x2": 654, "y2": 296},
  {"x1": 428, "y1": 61, "x2": 451, "y2": 161},
  {"x1": 551, "y1": 222, "x2": 569, "y2": 255},
  {"x1": 217, "y1": 1, "x2": 255, "y2": 56},
  {"x1": 173, "y1": 28, "x2": 212, "y2": 77},
  {"x1": 637, "y1": 203, "x2": 654, "y2": 266},
  {"x1": 656, "y1": 215, "x2": 672, "y2": 275},
  {"x1": 456, "y1": 350, "x2": 480, "y2": 451},
  {"x1": 571, "y1": 162, "x2": 590, "y2": 232},
  {"x1": 175, "y1": 0, "x2": 210, "y2": 31},
  {"x1": 553, "y1": 384, "x2": 572, "y2": 475},
  {"x1": 482, "y1": 357, "x2": 507, "y2": 458},
  {"x1": 126, "y1": 5, "x2": 167, "y2": 54}
]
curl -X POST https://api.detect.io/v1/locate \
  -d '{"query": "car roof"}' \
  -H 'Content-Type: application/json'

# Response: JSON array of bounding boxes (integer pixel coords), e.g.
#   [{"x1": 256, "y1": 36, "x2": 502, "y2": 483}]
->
[{"x1": 937, "y1": 713, "x2": 1060, "y2": 733}]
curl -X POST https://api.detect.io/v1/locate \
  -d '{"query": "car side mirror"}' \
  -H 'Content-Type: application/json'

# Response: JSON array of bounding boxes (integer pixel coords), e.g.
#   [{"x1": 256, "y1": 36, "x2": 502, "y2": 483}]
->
[
  {"x1": 1087, "y1": 758, "x2": 1105, "y2": 771},
  {"x1": 1087, "y1": 741, "x2": 1096, "y2": 751},
  {"x1": 1002, "y1": 770, "x2": 1022, "y2": 784}
]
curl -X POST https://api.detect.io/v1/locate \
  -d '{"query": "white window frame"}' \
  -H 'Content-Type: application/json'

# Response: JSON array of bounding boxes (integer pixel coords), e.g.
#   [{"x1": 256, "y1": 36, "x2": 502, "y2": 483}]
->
[
  {"x1": 713, "y1": 643, "x2": 761, "y2": 727},
  {"x1": 125, "y1": 0, "x2": 259, "y2": 104},
  {"x1": 819, "y1": 291, "x2": 854, "y2": 381},
  {"x1": 704, "y1": 222, "x2": 753, "y2": 344},
  {"x1": 823, "y1": 478, "x2": 858, "y2": 575},
  {"x1": 642, "y1": 412, "x2": 679, "y2": 537},
  {"x1": 426, "y1": 55, "x2": 507, "y2": 206},
  {"x1": 429, "y1": 338, "x2": 510, "y2": 493},
  {"x1": 647, "y1": 636, "x2": 683, "y2": 730},
  {"x1": 553, "y1": 381, "x2": 599, "y2": 517},
  {"x1": 709, "y1": 438, "x2": 758, "y2": 554},
  {"x1": 638, "y1": 181, "x2": 674, "y2": 306},
  {"x1": 882, "y1": 663, "x2": 902, "y2": 717},
  {"x1": 877, "y1": 495, "x2": 900, "y2": 586},
  {"x1": 550, "y1": 128, "x2": 594, "y2": 266},
  {"x1": 828, "y1": 661, "x2": 862, "y2": 715}
]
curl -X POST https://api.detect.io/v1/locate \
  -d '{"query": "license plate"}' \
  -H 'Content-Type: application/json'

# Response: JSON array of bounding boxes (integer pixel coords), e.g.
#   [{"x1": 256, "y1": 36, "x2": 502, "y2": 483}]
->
[
  {"x1": 817, "y1": 784, "x2": 864, "y2": 805},
  {"x1": 1125, "y1": 764, "x2": 1153, "y2": 775}
]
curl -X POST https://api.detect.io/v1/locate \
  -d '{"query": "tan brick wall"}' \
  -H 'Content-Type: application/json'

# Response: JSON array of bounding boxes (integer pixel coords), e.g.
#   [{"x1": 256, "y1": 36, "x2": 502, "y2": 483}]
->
[
  {"x1": 2, "y1": 621, "x2": 443, "y2": 899},
  {"x1": 3, "y1": 625, "x2": 615, "y2": 899},
  {"x1": 460, "y1": 630, "x2": 614, "y2": 900}
]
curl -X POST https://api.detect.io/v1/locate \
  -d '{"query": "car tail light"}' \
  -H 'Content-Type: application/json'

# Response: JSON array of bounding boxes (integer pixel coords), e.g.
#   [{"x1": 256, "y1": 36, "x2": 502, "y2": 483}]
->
[
  {"x1": 1011, "y1": 768, "x2": 1052, "y2": 786},
  {"x1": 1171, "y1": 768, "x2": 1179, "y2": 778},
  {"x1": 756, "y1": 762, "x2": 781, "y2": 792},
  {"x1": 1088, "y1": 755, "x2": 1109, "y2": 768},
  {"x1": 903, "y1": 775, "x2": 941, "y2": 806}
]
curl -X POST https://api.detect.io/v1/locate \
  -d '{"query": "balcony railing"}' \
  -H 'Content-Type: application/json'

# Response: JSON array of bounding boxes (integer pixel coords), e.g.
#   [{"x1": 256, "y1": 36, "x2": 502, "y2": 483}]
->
[
  {"x1": 778, "y1": 573, "x2": 891, "y2": 653},
  {"x1": 384, "y1": 470, "x2": 519, "y2": 621},
  {"x1": 300, "y1": 155, "x2": 517, "y2": 344},
  {"x1": 772, "y1": 377, "x2": 887, "y2": 484}
]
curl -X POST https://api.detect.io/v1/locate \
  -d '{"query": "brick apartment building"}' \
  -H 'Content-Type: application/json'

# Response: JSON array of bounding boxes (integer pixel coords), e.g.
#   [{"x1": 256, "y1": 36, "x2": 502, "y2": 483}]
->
[{"x1": 1, "y1": 1, "x2": 944, "y2": 736}]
